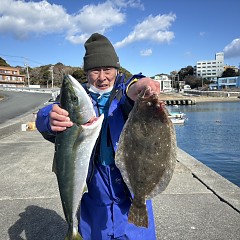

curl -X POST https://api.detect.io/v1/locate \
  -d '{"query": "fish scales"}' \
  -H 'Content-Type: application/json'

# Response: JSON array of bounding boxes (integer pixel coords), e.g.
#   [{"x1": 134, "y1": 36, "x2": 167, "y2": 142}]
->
[
  {"x1": 115, "y1": 87, "x2": 177, "y2": 228},
  {"x1": 53, "y1": 75, "x2": 103, "y2": 240}
]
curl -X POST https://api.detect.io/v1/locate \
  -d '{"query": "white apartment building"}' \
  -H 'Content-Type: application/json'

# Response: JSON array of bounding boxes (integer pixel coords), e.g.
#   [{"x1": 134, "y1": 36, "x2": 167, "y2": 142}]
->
[{"x1": 195, "y1": 52, "x2": 224, "y2": 82}]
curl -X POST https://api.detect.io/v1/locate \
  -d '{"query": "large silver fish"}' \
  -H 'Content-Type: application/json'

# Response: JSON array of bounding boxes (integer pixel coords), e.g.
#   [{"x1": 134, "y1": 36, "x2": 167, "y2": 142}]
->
[
  {"x1": 53, "y1": 75, "x2": 104, "y2": 240},
  {"x1": 115, "y1": 87, "x2": 177, "y2": 228}
]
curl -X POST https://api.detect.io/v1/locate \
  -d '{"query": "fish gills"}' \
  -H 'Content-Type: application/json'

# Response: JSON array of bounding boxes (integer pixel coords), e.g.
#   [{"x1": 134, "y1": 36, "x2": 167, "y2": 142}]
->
[{"x1": 115, "y1": 87, "x2": 177, "y2": 228}]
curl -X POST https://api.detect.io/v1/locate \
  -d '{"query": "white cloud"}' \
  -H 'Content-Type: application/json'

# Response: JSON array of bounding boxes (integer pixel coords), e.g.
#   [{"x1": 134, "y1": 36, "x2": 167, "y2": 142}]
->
[
  {"x1": 223, "y1": 38, "x2": 240, "y2": 58},
  {"x1": 140, "y1": 48, "x2": 152, "y2": 56},
  {"x1": 0, "y1": 0, "x2": 125, "y2": 43},
  {"x1": 0, "y1": 0, "x2": 70, "y2": 39},
  {"x1": 114, "y1": 13, "x2": 176, "y2": 48},
  {"x1": 112, "y1": 0, "x2": 144, "y2": 10},
  {"x1": 199, "y1": 32, "x2": 205, "y2": 37},
  {"x1": 65, "y1": 33, "x2": 90, "y2": 45},
  {"x1": 66, "y1": 2, "x2": 125, "y2": 44},
  {"x1": 184, "y1": 51, "x2": 193, "y2": 57},
  {"x1": 0, "y1": 0, "x2": 175, "y2": 47}
]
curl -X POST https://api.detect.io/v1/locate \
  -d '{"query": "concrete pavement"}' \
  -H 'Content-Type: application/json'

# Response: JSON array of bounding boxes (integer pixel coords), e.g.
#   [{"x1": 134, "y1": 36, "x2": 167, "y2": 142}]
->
[{"x1": 0, "y1": 115, "x2": 239, "y2": 240}]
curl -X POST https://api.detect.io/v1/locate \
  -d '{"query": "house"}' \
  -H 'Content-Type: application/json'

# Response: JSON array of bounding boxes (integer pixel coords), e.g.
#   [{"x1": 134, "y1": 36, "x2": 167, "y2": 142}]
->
[
  {"x1": 152, "y1": 74, "x2": 172, "y2": 92},
  {"x1": 0, "y1": 66, "x2": 25, "y2": 87}
]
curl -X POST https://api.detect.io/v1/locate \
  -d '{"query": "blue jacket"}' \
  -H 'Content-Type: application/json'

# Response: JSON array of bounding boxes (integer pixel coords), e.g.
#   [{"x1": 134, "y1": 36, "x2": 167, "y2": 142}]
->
[{"x1": 36, "y1": 74, "x2": 156, "y2": 240}]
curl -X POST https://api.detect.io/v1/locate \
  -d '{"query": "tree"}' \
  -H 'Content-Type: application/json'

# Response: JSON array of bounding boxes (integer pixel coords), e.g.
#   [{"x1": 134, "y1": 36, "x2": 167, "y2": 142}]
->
[
  {"x1": 0, "y1": 57, "x2": 11, "y2": 67},
  {"x1": 184, "y1": 75, "x2": 202, "y2": 89},
  {"x1": 170, "y1": 70, "x2": 178, "y2": 77},
  {"x1": 38, "y1": 65, "x2": 51, "y2": 86},
  {"x1": 42, "y1": 71, "x2": 51, "y2": 86},
  {"x1": 119, "y1": 67, "x2": 132, "y2": 80},
  {"x1": 29, "y1": 67, "x2": 41, "y2": 85},
  {"x1": 54, "y1": 63, "x2": 73, "y2": 86},
  {"x1": 18, "y1": 62, "x2": 134, "y2": 87},
  {"x1": 178, "y1": 66, "x2": 194, "y2": 80},
  {"x1": 72, "y1": 68, "x2": 86, "y2": 83},
  {"x1": 221, "y1": 68, "x2": 238, "y2": 77}
]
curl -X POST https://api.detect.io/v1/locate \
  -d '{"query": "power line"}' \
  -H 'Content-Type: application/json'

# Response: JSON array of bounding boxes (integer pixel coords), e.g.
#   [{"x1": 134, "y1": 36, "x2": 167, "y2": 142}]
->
[
  {"x1": 3, "y1": 59, "x2": 25, "y2": 64},
  {"x1": 0, "y1": 53, "x2": 25, "y2": 59},
  {"x1": 0, "y1": 53, "x2": 44, "y2": 66}
]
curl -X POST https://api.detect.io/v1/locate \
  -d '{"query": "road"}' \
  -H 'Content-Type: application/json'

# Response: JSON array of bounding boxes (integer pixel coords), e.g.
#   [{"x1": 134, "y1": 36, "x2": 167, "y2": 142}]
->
[{"x1": 0, "y1": 90, "x2": 51, "y2": 125}]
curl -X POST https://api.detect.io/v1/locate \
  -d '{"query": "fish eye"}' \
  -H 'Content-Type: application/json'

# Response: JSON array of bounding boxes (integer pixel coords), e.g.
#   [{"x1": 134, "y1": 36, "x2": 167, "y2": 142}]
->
[{"x1": 72, "y1": 96, "x2": 78, "y2": 102}]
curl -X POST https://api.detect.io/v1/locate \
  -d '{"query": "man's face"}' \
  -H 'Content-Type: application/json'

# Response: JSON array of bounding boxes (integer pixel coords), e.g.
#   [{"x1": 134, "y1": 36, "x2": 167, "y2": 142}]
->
[{"x1": 87, "y1": 67, "x2": 117, "y2": 90}]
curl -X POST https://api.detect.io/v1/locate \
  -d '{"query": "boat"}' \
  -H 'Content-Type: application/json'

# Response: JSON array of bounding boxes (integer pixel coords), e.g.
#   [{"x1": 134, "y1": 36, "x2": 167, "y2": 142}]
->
[
  {"x1": 167, "y1": 106, "x2": 186, "y2": 125},
  {"x1": 168, "y1": 115, "x2": 185, "y2": 124}
]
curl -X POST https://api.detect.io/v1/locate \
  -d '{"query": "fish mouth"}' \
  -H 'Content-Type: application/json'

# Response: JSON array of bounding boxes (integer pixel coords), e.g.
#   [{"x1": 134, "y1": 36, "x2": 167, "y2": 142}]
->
[
  {"x1": 138, "y1": 86, "x2": 159, "y2": 100},
  {"x1": 83, "y1": 116, "x2": 99, "y2": 126},
  {"x1": 138, "y1": 86, "x2": 152, "y2": 98},
  {"x1": 82, "y1": 114, "x2": 104, "y2": 128},
  {"x1": 137, "y1": 87, "x2": 165, "y2": 110}
]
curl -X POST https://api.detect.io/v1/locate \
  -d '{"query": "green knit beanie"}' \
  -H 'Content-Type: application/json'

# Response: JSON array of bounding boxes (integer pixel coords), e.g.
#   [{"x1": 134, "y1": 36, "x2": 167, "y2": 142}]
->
[{"x1": 83, "y1": 33, "x2": 120, "y2": 72}]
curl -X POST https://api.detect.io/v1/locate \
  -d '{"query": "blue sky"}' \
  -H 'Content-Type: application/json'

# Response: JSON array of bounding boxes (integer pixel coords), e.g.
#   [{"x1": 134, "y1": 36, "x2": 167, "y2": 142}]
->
[{"x1": 0, "y1": 0, "x2": 240, "y2": 77}]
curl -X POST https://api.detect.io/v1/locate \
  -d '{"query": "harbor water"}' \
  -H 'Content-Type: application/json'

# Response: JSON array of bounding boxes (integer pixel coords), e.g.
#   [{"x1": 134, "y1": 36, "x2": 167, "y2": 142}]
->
[{"x1": 173, "y1": 101, "x2": 240, "y2": 187}]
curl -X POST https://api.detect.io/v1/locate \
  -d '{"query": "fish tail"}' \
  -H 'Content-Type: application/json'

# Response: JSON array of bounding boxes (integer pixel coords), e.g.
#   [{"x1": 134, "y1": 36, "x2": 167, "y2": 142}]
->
[
  {"x1": 128, "y1": 199, "x2": 148, "y2": 228},
  {"x1": 64, "y1": 228, "x2": 83, "y2": 240}
]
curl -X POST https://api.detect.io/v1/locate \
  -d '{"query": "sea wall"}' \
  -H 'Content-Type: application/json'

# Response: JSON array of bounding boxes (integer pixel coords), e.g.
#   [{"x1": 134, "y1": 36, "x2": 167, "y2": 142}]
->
[{"x1": 185, "y1": 89, "x2": 240, "y2": 98}]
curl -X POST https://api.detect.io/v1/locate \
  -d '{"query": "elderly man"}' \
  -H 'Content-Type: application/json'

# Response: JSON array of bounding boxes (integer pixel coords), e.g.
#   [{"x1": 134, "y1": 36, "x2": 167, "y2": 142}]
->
[{"x1": 36, "y1": 33, "x2": 160, "y2": 240}]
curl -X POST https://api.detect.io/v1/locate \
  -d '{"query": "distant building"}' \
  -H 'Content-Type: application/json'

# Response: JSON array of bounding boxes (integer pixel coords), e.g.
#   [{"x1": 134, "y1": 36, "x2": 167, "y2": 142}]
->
[
  {"x1": 194, "y1": 52, "x2": 224, "y2": 82},
  {"x1": 217, "y1": 76, "x2": 240, "y2": 89},
  {"x1": 0, "y1": 66, "x2": 25, "y2": 87},
  {"x1": 224, "y1": 65, "x2": 238, "y2": 72},
  {"x1": 152, "y1": 74, "x2": 172, "y2": 92}
]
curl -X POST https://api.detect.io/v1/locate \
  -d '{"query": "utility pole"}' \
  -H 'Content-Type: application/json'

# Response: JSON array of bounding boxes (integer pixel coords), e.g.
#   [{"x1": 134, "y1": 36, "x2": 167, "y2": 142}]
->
[
  {"x1": 176, "y1": 74, "x2": 180, "y2": 92},
  {"x1": 49, "y1": 65, "x2": 54, "y2": 88},
  {"x1": 24, "y1": 63, "x2": 30, "y2": 87}
]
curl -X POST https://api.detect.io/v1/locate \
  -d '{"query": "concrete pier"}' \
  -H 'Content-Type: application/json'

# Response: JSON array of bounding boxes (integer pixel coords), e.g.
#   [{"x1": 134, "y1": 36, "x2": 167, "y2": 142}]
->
[
  {"x1": 0, "y1": 117, "x2": 239, "y2": 240},
  {"x1": 164, "y1": 99, "x2": 196, "y2": 105}
]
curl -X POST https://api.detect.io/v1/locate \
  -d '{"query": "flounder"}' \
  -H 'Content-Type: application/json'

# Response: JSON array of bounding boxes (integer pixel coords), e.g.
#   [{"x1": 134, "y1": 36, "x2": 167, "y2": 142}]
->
[{"x1": 115, "y1": 87, "x2": 177, "y2": 228}]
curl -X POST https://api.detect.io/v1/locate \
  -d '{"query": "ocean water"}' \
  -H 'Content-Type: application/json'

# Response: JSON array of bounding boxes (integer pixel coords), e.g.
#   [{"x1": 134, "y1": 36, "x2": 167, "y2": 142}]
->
[{"x1": 172, "y1": 102, "x2": 240, "y2": 187}]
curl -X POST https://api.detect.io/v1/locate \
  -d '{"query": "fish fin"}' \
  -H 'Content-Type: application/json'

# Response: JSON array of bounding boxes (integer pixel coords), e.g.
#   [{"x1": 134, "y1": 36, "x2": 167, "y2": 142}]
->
[
  {"x1": 128, "y1": 199, "x2": 148, "y2": 228},
  {"x1": 52, "y1": 155, "x2": 57, "y2": 174},
  {"x1": 65, "y1": 230, "x2": 83, "y2": 240},
  {"x1": 82, "y1": 184, "x2": 88, "y2": 194},
  {"x1": 64, "y1": 234, "x2": 82, "y2": 240}
]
